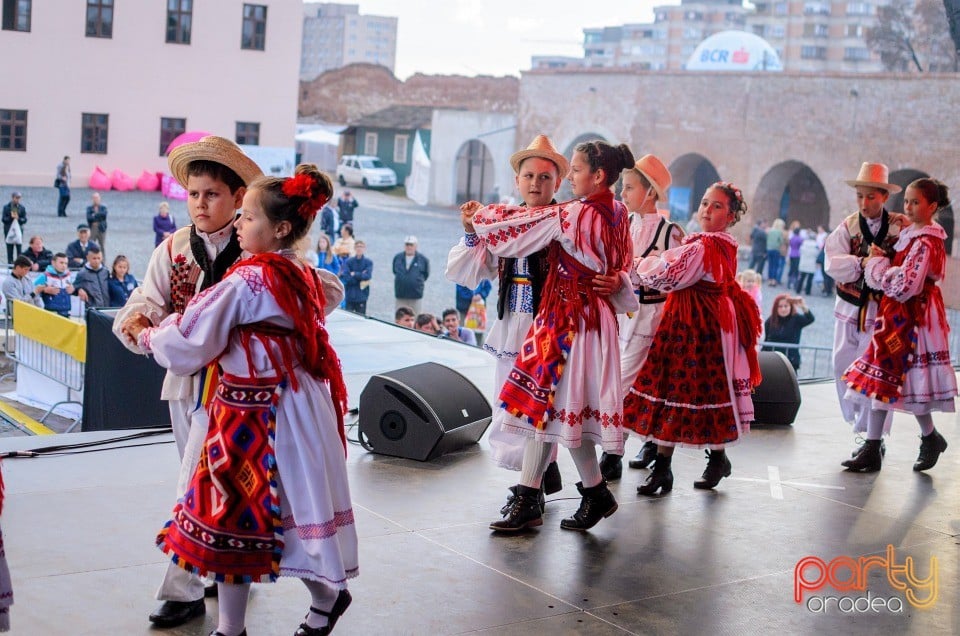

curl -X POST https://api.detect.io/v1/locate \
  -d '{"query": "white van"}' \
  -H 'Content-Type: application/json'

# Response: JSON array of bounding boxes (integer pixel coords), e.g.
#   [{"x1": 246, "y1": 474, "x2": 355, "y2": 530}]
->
[{"x1": 335, "y1": 155, "x2": 398, "y2": 189}]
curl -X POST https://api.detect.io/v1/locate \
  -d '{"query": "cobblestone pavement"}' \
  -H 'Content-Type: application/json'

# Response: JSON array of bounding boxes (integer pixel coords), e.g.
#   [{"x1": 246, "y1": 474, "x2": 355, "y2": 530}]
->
[{"x1": 4, "y1": 183, "x2": 958, "y2": 382}]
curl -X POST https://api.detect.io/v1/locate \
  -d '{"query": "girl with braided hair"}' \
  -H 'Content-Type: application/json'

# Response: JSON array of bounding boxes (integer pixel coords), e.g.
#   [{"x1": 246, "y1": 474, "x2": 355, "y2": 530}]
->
[
  {"x1": 624, "y1": 181, "x2": 763, "y2": 495},
  {"x1": 125, "y1": 164, "x2": 357, "y2": 636}
]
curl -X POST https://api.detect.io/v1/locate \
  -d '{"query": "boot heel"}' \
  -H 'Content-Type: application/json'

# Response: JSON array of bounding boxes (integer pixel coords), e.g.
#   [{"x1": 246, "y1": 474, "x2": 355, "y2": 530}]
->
[
  {"x1": 660, "y1": 474, "x2": 674, "y2": 493},
  {"x1": 603, "y1": 503, "x2": 618, "y2": 519}
]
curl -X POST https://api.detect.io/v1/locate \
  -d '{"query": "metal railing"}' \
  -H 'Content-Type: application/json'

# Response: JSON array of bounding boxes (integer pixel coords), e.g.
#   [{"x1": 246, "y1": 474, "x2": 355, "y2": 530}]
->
[
  {"x1": 4, "y1": 299, "x2": 85, "y2": 432},
  {"x1": 758, "y1": 341, "x2": 834, "y2": 382}
]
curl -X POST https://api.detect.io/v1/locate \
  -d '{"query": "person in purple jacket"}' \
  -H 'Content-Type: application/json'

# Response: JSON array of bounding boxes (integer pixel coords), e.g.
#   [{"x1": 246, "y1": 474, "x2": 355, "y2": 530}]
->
[{"x1": 153, "y1": 201, "x2": 177, "y2": 246}]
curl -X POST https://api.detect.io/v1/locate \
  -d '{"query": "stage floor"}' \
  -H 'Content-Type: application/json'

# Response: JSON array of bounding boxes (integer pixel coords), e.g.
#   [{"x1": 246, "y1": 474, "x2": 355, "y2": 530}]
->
[{"x1": 2, "y1": 372, "x2": 959, "y2": 634}]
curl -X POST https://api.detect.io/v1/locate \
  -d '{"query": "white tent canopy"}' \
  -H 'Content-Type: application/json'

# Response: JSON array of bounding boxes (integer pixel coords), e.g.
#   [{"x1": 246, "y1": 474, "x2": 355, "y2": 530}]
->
[{"x1": 686, "y1": 31, "x2": 783, "y2": 72}]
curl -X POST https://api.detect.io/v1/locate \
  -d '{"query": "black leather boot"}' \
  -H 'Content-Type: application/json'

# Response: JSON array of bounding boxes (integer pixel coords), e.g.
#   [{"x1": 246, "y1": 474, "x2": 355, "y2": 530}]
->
[
  {"x1": 851, "y1": 438, "x2": 886, "y2": 458},
  {"x1": 841, "y1": 439, "x2": 882, "y2": 472},
  {"x1": 913, "y1": 430, "x2": 948, "y2": 471},
  {"x1": 637, "y1": 454, "x2": 673, "y2": 496},
  {"x1": 491, "y1": 485, "x2": 543, "y2": 532},
  {"x1": 599, "y1": 452, "x2": 622, "y2": 482},
  {"x1": 693, "y1": 449, "x2": 732, "y2": 489},
  {"x1": 629, "y1": 441, "x2": 658, "y2": 469},
  {"x1": 500, "y1": 484, "x2": 545, "y2": 516},
  {"x1": 560, "y1": 481, "x2": 618, "y2": 531},
  {"x1": 543, "y1": 460, "x2": 563, "y2": 495}
]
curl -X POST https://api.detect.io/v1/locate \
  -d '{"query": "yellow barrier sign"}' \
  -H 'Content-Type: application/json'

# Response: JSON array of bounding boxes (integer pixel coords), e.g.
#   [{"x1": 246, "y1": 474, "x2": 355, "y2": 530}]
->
[{"x1": 12, "y1": 300, "x2": 87, "y2": 363}]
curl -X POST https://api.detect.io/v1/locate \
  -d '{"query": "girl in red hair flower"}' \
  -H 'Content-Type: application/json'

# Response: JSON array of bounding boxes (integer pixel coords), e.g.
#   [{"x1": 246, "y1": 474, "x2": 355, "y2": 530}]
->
[{"x1": 123, "y1": 165, "x2": 357, "y2": 636}]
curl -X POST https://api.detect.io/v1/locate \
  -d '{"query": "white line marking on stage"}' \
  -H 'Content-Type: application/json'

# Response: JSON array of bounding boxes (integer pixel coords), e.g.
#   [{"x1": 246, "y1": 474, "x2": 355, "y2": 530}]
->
[
  {"x1": 728, "y1": 475, "x2": 846, "y2": 497},
  {"x1": 768, "y1": 465, "x2": 784, "y2": 500}
]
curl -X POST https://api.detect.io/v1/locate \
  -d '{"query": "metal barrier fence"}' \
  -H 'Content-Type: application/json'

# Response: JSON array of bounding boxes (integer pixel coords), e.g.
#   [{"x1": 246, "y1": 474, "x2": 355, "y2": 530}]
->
[
  {"x1": 4, "y1": 299, "x2": 85, "y2": 432},
  {"x1": 758, "y1": 341, "x2": 834, "y2": 382}
]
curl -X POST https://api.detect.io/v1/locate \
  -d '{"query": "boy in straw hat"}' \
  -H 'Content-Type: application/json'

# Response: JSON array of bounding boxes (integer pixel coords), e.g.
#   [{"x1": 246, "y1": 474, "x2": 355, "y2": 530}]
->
[
  {"x1": 592, "y1": 154, "x2": 685, "y2": 481},
  {"x1": 446, "y1": 134, "x2": 568, "y2": 506},
  {"x1": 823, "y1": 161, "x2": 906, "y2": 466},
  {"x1": 114, "y1": 135, "x2": 262, "y2": 629}
]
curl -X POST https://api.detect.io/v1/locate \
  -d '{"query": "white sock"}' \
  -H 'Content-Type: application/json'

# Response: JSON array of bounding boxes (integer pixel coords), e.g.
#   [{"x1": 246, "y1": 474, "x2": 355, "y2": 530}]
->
[
  {"x1": 866, "y1": 409, "x2": 886, "y2": 440},
  {"x1": 569, "y1": 440, "x2": 602, "y2": 488},
  {"x1": 519, "y1": 440, "x2": 554, "y2": 488},
  {"x1": 216, "y1": 582, "x2": 250, "y2": 636},
  {"x1": 302, "y1": 579, "x2": 339, "y2": 629},
  {"x1": 917, "y1": 413, "x2": 935, "y2": 436}
]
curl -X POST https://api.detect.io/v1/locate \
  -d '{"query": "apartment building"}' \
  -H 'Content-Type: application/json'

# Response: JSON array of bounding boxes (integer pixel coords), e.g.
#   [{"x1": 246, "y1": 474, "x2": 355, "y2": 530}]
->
[
  {"x1": 535, "y1": 0, "x2": 885, "y2": 72},
  {"x1": 301, "y1": 3, "x2": 398, "y2": 81}
]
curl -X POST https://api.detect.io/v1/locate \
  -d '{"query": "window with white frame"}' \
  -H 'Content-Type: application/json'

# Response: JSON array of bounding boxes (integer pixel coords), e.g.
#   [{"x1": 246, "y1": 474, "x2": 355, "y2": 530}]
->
[
  {"x1": 393, "y1": 134, "x2": 408, "y2": 163},
  {"x1": 364, "y1": 132, "x2": 378, "y2": 155}
]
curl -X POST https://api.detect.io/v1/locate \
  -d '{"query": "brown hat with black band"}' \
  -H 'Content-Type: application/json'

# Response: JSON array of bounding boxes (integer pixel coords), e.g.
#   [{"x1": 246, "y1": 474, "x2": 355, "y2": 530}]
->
[{"x1": 168, "y1": 135, "x2": 263, "y2": 188}]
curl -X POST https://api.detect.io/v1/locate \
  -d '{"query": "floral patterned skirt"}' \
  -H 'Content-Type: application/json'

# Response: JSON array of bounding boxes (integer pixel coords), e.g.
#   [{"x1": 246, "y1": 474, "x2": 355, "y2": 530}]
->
[{"x1": 624, "y1": 299, "x2": 741, "y2": 448}]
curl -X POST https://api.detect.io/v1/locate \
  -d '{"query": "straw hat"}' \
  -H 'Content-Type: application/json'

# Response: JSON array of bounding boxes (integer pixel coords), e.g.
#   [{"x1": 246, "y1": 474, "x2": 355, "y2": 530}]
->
[
  {"x1": 632, "y1": 154, "x2": 672, "y2": 202},
  {"x1": 168, "y1": 135, "x2": 263, "y2": 188},
  {"x1": 844, "y1": 162, "x2": 901, "y2": 194},
  {"x1": 509, "y1": 134, "x2": 569, "y2": 177}
]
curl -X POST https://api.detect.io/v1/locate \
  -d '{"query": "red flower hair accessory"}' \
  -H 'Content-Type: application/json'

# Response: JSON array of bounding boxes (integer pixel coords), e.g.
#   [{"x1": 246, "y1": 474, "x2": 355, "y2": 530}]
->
[{"x1": 281, "y1": 173, "x2": 329, "y2": 219}]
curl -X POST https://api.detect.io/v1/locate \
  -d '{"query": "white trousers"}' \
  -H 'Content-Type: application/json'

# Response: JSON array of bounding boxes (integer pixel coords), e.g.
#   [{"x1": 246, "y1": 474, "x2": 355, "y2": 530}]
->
[{"x1": 155, "y1": 398, "x2": 209, "y2": 602}]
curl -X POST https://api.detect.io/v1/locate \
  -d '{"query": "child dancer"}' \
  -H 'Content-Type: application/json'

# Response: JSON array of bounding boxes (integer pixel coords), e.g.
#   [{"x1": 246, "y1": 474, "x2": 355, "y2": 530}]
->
[
  {"x1": 123, "y1": 165, "x2": 357, "y2": 636},
  {"x1": 446, "y1": 135, "x2": 571, "y2": 511},
  {"x1": 624, "y1": 182, "x2": 762, "y2": 495},
  {"x1": 841, "y1": 178, "x2": 957, "y2": 472},
  {"x1": 596, "y1": 155, "x2": 683, "y2": 479},
  {"x1": 463, "y1": 140, "x2": 638, "y2": 532}
]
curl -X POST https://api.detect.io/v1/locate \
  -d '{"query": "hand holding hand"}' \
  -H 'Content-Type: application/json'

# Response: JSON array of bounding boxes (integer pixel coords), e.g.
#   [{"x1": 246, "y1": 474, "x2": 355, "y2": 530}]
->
[
  {"x1": 77, "y1": 289, "x2": 88, "y2": 303},
  {"x1": 121, "y1": 312, "x2": 152, "y2": 343},
  {"x1": 592, "y1": 272, "x2": 622, "y2": 296}
]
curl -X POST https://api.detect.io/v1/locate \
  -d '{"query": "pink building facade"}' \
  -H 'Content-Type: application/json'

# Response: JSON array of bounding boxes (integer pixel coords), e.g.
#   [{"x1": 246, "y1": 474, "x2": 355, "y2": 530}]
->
[{"x1": 0, "y1": 1, "x2": 301, "y2": 186}]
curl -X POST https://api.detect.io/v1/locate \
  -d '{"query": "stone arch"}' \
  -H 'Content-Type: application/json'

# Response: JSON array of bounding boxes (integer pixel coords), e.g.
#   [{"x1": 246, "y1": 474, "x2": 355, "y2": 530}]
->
[
  {"x1": 668, "y1": 153, "x2": 721, "y2": 224},
  {"x1": 752, "y1": 161, "x2": 829, "y2": 231},
  {"x1": 888, "y1": 168, "x2": 929, "y2": 212},
  {"x1": 454, "y1": 139, "x2": 495, "y2": 204}
]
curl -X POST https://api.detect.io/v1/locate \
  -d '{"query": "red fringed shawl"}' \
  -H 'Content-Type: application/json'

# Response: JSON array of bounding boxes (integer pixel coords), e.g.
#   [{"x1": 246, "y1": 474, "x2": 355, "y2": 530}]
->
[
  {"x1": 499, "y1": 191, "x2": 632, "y2": 426},
  {"x1": 225, "y1": 252, "x2": 349, "y2": 452}
]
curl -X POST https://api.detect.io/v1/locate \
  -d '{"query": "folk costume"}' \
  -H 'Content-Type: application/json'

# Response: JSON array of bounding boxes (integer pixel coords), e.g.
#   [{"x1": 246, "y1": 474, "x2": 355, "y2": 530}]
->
[
  {"x1": 843, "y1": 222, "x2": 957, "y2": 414},
  {"x1": 139, "y1": 250, "x2": 358, "y2": 589},
  {"x1": 623, "y1": 232, "x2": 762, "y2": 448},
  {"x1": 619, "y1": 212, "x2": 684, "y2": 395},
  {"x1": 445, "y1": 238, "x2": 550, "y2": 469},
  {"x1": 112, "y1": 135, "x2": 263, "y2": 610},
  {"x1": 471, "y1": 189, "x2": 637, "y2": 453},
  {"x1": 825, "y1": 164, "x2": 906, "y2": 435}
]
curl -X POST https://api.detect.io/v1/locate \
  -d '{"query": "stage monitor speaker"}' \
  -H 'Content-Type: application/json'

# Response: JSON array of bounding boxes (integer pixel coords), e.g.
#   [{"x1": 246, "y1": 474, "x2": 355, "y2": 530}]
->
[
  {"x1": 358, "y1": 362, "x2": 492, "y2": 461},
  {"x1": 752, "y1": 351, "x2": 802, "y2": 425}
]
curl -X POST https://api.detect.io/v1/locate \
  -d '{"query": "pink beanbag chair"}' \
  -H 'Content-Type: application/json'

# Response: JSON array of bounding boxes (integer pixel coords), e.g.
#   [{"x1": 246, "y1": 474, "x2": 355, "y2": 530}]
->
[
  {"x1": 89, "y1": 166, "x2": 112, "y2": 190},
  {"x1": 111, "y1": 169, "x2": 136, "y2": 191},
  {"x1": 161, "y1": 173, "x2": 188, "y2": 201},
  {"x1": 136, "y1": 170, "x2": 161, "y2": 192}
]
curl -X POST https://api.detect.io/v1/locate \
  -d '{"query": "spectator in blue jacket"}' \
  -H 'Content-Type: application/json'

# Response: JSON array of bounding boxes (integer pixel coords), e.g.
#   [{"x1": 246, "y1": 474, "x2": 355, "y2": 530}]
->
[
  {"x1": 34, "y1": 253, "x2": 74, "y2": 317},
  {"x1": 339, "y1": 239, "x2": 373, "y2": 315},
  {"x1": 392, "y1": 235, "x2": 429, "y2": 313},
  {"x1": 107, "y1": 254, "x2": 139, "y2": 307},
  {"x1": 65, "y1": 224, "x2": 100, "y2": 269},
  {"x1": 315, "y1": 234, "x2": 342, "y2": 275}
]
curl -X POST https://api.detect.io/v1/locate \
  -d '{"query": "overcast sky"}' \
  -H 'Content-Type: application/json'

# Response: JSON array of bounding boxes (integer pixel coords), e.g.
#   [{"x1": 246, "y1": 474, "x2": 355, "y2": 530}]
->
[{"x1": 347, "y1": 1, "x2": 683, "y2": 78}]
